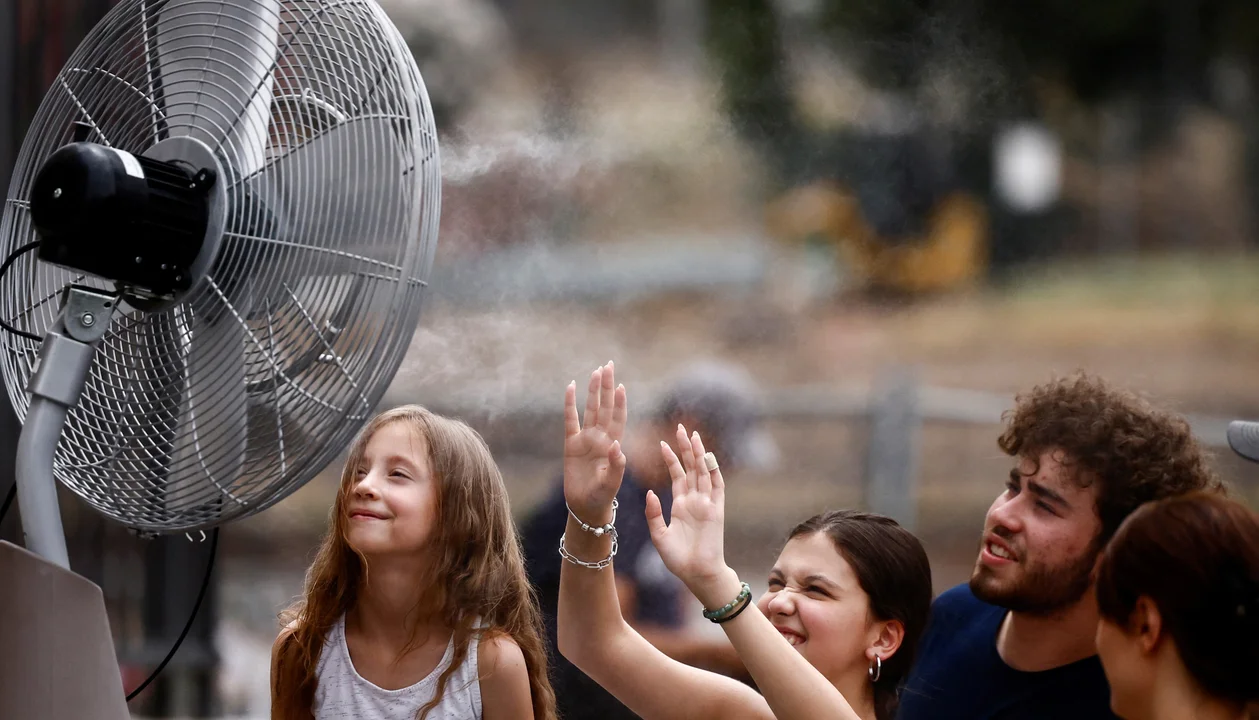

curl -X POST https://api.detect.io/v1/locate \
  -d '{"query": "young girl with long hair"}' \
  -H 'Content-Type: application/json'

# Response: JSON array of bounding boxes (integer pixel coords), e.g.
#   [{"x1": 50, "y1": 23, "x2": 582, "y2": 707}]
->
[
  {"x1": 271, "y1": 405, "x2": 557, "y2": 720},
  {"x1": 556, "y1": 362, "x2": 933, "y2": 720}
]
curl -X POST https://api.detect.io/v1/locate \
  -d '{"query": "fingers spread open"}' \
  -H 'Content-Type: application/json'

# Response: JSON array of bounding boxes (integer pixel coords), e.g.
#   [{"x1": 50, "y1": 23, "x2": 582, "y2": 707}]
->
[
  {"x1": 645, "y1": 490, "x2": 667, "y2": 543},
  {"x1": 661, "y1": 440, "x2": 687, "y2": 499},
  {"x1": 608, "y1": 439, "x2": 627, "y2": 484},
  {"x1": 692, "y1": 431, "x2": 712, "y2": 495},
  {"x1": 676, "y1": 424, "x2": 697, "y2": 492},
  {"x1": 710, "y1": 464, "x2": 725, "y2": 492},
  {"x1": 583, "y1": 368, "x2": 601, "y2": 429},
  {"x1": 564, "y1": 381, "x2": 580, "y2": 438},
  {"x1": 609, "y1": 384, "x2": 628, "y2": 441},
  {"x1": 597, "y1": 361, "x2": 616, "y2": 429}
]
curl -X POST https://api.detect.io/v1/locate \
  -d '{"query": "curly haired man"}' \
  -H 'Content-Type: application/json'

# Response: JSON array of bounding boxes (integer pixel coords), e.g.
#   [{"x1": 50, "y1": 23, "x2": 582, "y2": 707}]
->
[{"x1": 897, "y1": 373, "x2": 1225, "y2": 720}]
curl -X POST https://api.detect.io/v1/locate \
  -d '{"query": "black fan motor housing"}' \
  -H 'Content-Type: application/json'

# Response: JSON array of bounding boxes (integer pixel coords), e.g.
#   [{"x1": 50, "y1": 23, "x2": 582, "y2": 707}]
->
[{"x1": 29, "y1": 141, "x2": 215, "y2": 298}]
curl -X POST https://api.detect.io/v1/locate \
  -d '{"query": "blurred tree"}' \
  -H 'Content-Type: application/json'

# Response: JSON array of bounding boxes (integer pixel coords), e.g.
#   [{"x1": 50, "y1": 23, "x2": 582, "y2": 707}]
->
[
  {"x1": 707, "y1": 0, "x2": 1259, "y2": 148},
  {"x1": 706, "y1": 0, "x2": 1259, "y2": 265},
  {"x1": 704, "y1": 0, "x2": 801, "y2": 185},
  {"x1": 751, "y1": 0, "x2": 1259, "y2": 143},
  {"x1": 813, "y1": 0, "x2": 934, "y2": 94}
]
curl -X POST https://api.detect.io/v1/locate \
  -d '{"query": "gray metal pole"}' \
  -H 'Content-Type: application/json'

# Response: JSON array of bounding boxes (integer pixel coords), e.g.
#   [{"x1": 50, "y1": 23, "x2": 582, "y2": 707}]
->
[
  {"x1": 866, "y1": 367, "x2": 921, "y2": 531},
  {"x1": 15, "y1": 289, "x2": 116, "y2": 568}
]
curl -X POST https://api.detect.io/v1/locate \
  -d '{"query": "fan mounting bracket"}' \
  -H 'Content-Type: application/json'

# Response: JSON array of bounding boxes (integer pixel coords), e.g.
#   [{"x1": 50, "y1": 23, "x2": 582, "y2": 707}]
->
[{"x1": 60, "y1": 285, "x2": 118, "y2": 344}]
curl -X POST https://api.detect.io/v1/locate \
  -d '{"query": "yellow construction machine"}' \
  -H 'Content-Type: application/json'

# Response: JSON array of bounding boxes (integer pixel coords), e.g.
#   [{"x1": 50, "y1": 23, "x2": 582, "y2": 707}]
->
[{"x1": 765, "y1": 178, "x2": 989, "y2": 296}]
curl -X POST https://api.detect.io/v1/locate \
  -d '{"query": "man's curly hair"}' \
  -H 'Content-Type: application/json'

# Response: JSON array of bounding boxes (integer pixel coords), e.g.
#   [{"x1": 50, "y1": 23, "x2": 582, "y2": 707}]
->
[{"x1": 998, "y1": 372, "x2": 1224, "y2": 543}]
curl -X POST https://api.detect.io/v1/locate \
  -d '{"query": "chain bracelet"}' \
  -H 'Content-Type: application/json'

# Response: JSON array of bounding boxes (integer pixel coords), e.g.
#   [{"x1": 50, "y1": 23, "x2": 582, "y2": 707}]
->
[
  {"x1": 566, "y1": 498, "x2": 618, "y2": 537},
  {"x1": 558, "y1": 532, "x2": 618, "y2": 570}
]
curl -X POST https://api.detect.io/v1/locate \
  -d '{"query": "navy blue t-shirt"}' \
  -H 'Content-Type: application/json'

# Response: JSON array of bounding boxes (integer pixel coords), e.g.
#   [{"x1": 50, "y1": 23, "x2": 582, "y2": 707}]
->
[
  {"x1": 897, "y1": 584, "x2": 1118, "y2": 720},
  {"x1": 520, "y1": 469, "x2": 681, "y2": 720}
]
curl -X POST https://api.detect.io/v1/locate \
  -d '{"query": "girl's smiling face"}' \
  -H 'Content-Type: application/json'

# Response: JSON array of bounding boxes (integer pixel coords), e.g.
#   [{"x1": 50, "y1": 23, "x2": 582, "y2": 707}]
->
[
  {"x1": 756, "y1": 532, "x2": 903, "y2": 686},
  {"x1": 344, "y1": 420, "x2": 439, "y2": 557}
]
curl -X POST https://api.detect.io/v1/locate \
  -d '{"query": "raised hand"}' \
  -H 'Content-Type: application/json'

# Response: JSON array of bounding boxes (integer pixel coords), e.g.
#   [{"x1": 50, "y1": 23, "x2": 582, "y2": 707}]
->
[
  {"x1": 645, "y1": 424, "x2": 734, "y2": 602},
  {"x1": 563, "y1": 361, "x2": 628, "y2": 524}
]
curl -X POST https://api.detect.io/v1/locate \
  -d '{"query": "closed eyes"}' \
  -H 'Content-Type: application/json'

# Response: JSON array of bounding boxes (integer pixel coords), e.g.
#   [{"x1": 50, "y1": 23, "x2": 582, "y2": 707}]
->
[{"x1": 765, "y1": 576, "x2": 835, "y2": 598}]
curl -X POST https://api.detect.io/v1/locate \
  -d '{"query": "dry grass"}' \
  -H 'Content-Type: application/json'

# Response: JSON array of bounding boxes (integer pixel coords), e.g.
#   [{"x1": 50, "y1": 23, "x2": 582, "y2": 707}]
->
[{"x1": 897, "y1": 254, "x2": 1259, "y2": 352}]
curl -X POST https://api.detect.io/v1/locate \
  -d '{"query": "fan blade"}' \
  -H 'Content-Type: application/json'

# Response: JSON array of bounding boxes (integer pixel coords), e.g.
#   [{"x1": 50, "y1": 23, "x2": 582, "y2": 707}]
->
[
  {"x1": 261, "y1": 116, "x2": 410, "y2": 258},
  {"x1": 172, "y1": 302, "x2": 248, "y2": 518},
  {"x1": 152, "y1": 0, "x2": 281, "y2": 177},
  {"x1": 223, "y1": 116, "x2": 412, "y2": 317}
]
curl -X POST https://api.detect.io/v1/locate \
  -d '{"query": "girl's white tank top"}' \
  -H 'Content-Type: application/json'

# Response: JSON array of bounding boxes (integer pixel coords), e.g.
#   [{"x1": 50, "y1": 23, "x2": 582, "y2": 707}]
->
[{"x1": 312, "y1": 614, "x2": 482, "y2": 720}]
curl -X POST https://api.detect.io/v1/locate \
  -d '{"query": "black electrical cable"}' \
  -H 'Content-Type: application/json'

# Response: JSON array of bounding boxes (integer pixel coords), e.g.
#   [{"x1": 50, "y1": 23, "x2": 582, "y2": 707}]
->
[
  {"x1": 0, "y1": 240, "x2": 42, "y2": 527},
  {"x1": 0, "y1": 482, "x2": 13, "y2": 526},
  {"x1": 125, "y1": 527, "x2": 220, "y2": 702},
  {"x1": 0, "y1": 241, "x2": 45, "y2": 342}
]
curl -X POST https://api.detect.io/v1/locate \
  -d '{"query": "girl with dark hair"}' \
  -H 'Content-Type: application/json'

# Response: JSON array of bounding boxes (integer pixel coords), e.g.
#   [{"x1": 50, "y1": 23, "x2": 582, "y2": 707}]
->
[
  {"x1": 1095, "y1": 491, "x2": 1259, "y2": 720},
  {"x1": 556, "y1": 362, "x2": 933, "y2": 720}
]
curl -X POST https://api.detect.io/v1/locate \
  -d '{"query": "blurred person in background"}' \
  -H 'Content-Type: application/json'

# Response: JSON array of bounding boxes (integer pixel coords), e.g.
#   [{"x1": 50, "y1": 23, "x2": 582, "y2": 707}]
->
[
  {"x1": 1094, "y1": 491, "x2": 1258, "y2": 720},
  {"x1": 897, "y1": 373, "x2": 1226, "y2": 720},
  {"x1": 520, "y1": 360, "x2": 778, "y2": 720}
]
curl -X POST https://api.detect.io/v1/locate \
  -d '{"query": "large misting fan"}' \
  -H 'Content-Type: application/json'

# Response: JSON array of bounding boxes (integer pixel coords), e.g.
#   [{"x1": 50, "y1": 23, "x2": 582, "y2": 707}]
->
[{"x1": 0, "y1": 0, "x2": 440, "y2": 716}]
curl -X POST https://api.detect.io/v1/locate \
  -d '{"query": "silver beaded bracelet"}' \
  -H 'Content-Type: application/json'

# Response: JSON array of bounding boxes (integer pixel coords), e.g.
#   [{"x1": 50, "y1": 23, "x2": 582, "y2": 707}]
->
[
  {"x1": 566, "y1": 498, "x2": 618, "y2": 538},
  {"x1": 558, "y1": 532, "x2": 618, "y2": 570}
]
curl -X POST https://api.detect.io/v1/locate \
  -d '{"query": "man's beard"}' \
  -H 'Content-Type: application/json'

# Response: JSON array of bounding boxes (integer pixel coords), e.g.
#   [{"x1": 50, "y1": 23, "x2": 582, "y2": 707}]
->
[{"x1": 969, "y1": 541, "x2": 1098, "y2": 616}]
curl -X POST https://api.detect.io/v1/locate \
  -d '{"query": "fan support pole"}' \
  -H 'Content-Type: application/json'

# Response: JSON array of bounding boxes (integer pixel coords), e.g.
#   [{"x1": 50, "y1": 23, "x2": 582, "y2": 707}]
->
[{"x1": 15, "y1": 285, "x2": 117, "y2": 569}]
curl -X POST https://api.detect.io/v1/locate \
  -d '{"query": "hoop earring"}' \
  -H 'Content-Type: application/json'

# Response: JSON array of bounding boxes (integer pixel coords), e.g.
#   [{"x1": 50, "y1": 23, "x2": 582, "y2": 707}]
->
[{"x1": 868, "y1": 655, "x2": 881, "y2": 683}]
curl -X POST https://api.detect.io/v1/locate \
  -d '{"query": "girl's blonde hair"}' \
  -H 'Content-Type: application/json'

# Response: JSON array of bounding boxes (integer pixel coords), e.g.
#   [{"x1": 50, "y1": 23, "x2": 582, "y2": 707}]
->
[{"x1": 270, "y1": 405, "x2": 557, "y2": 720}]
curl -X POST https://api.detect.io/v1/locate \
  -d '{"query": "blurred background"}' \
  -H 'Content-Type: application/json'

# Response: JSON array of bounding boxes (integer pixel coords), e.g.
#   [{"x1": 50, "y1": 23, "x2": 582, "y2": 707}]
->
[{"x1": 2, "y1": 0, "x2": 1259, "y2": 716}]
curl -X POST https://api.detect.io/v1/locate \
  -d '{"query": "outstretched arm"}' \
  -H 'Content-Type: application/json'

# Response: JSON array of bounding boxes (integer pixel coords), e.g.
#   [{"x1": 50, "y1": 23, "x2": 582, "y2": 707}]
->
[
  {"x1": 647, "y1": 427, "x2": 864, "y2": 720},
  {"x1": 555, "y1": 363, "x2": 770, "y2": 720}
]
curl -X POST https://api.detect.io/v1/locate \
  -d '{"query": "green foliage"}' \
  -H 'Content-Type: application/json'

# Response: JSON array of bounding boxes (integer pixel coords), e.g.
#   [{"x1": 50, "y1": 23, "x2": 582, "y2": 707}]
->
[
  {"x1": 704, "y1": 0, "x2": 799, "y2": 184},
  {"x1": 708, "y1": 0, "x2": 1259, "y2": 122}
]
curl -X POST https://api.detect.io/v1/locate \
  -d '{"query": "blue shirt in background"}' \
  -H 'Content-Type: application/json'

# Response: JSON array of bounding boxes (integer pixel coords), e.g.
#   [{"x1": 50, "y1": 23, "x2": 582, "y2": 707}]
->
[{"x1": 897, "y1": 584, "x2": 1119, "y2": 720}]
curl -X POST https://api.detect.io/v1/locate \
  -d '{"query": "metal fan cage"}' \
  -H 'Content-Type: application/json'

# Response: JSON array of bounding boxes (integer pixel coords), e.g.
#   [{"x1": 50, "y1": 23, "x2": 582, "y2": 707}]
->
[{"x1": 0, "y1": 0, "x2": 440, "y2": 532}]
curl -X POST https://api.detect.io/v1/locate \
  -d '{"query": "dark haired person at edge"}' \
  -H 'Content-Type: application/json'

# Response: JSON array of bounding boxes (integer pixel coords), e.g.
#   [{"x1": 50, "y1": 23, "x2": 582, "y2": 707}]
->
[
  {"x1": 520, "y1": 361, "x2": 779, "y2": 720},
  {"x1": 897, "y1": 373, "x2": 1226, "y2": 720},
  {"x1": 1095, "y1": 491, "x2": 1259, "y2": 720}
]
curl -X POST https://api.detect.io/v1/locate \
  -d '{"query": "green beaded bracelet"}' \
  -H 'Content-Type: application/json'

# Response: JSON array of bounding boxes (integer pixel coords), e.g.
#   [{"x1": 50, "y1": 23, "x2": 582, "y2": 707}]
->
[
  {"x1": 713, "y1": 594, "x2": 752, "y2": 624},
  {"x1": 703, "y1": 581, "x2": 751, "y2": 622}
]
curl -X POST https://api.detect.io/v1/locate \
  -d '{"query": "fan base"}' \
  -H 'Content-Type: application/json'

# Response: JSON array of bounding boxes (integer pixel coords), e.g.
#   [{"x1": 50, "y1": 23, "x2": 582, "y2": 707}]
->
[{"x1": 0, "y1": 540, "x2": 129, "y2": 720}]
